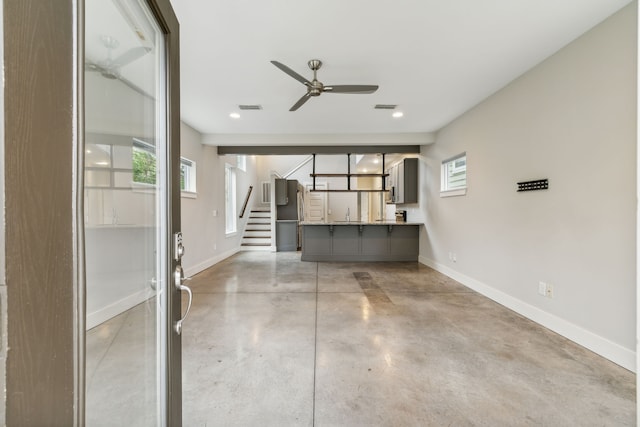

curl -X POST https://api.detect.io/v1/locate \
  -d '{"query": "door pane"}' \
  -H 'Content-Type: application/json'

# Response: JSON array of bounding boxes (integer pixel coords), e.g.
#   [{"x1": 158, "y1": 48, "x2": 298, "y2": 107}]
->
[{"x1": 84, "y1": 0, "x2": 167, "y2": 425}]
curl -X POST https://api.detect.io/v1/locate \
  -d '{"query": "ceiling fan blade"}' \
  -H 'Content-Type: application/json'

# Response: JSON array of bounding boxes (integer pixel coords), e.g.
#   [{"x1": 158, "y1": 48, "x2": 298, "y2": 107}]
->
[
  {"x1": 111, "y1": 46, "x2": 151, "y2": 68},
  {"x1": 85, "y1": 61, "x2": 119, "y2": 78},
  {"x1": 290, "y1": 93, "x2": 312, "y2": 111},
  {"x1": 324, "y1": 85, "x2": 379, "y2": 94},
  {"x1": 85, "y1": 62, "x2": 103, "y2": 72},
  {"x1": 271, "y1": 61, "x2": 311, "y2": 86}
]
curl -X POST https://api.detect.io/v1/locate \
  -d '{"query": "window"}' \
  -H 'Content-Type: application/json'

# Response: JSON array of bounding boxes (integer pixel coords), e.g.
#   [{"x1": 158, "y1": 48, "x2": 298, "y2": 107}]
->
[
  {"x1": 180, "y1": 157, "x2": 197, "y2": 195},
  {"x1": 225, "y1": 164, "x2": 237, "y2": 234},
  {"x1": 441, "y1": 152, "x2": 467, "y2": 197},
  {"x1": 237, "y1": 155, "x2": 247, "y2": 172},
  {"x1": 132, "y1": 139, "x2": 156, "y2": 185}
]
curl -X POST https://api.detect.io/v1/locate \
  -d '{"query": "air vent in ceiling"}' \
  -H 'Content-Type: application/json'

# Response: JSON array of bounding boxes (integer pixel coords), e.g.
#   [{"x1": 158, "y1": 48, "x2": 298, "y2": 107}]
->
[
  {"x1": 374, "y1": 104, "x2": 397, "y2": 110},
  {"x1": 239, "y1": 104, "x2": 263, "y2": 110}
]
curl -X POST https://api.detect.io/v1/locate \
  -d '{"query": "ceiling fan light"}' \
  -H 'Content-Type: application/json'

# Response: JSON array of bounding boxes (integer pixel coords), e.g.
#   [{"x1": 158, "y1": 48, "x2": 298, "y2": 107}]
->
[
  {"x1": 392, "y1": 111, "x2": 404, "y2": 118},
  {"x1": 229, "y1": 113, "x2": 241, "y2": 119}
]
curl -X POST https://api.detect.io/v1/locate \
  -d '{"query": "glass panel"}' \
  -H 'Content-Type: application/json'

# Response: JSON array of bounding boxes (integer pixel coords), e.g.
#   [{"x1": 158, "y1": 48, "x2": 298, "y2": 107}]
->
[
  {"x1": 84, "y1": 0, "x2": 167, "y2": 425},
  {"x1": 85, "y1": 170, "x2": 111, "y2": 187},
  {"x1": 113, "y1": 170, "x2": 133, "y2": 188},
  {"x1": 112, "y1": 145, "x2": 133, "y2": 169},
  {"x1": 86, "y1": 144, "x2": 112, "y2": 168}
]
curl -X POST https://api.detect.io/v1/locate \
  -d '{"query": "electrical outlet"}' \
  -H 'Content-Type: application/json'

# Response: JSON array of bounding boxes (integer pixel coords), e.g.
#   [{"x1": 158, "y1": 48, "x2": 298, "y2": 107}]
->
[
  {"x1": 545, "y1": 283, "x2": 554, "y2": 298},
  {"x1": 448, "y1": 252, "x2": 453, "y2": 261},
  {"x1": 538, "y1": 281, "x2": 554, "y2": 298},
  {"x1": 452, "y1": 253, "x2": 457, "y2": 263},
  {"x1": 213, "y1": 243, "x2": 217, "y2": 250},
  {"x1": 538, "y1": 281, "x2": 547, "y2": 296},
  {"x1": 212, "y1": 210, "x2": 218, "y2": 217}
]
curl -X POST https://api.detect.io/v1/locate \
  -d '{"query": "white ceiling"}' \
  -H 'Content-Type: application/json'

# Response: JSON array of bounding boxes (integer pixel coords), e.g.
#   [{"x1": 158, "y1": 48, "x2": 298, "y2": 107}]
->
[{"x1": 169, "y1": 0, "x2": 631, "y2": 137}]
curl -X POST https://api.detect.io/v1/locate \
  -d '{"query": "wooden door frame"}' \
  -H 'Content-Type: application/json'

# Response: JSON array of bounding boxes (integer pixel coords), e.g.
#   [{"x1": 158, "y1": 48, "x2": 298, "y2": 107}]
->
[
  {"x1": 3, "y1": 0, "x2": 181, "y2": 424},
  {"x1": 5, "y1": 0, "x2": 84, "y2": 424}
]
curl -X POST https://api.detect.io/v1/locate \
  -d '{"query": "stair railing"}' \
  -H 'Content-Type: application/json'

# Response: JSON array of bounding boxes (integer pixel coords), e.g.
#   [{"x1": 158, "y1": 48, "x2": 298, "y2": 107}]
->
[
  {"x1": 282, "y1": 155, "x2": 314, "y2": 179},
  {"x1": 239, "y1": 185, "x2": 253, "y2": 218}
]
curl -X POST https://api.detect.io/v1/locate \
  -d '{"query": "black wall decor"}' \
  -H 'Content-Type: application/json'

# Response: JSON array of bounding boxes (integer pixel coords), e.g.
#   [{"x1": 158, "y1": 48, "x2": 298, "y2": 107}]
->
[{"x1": 517, "y1": 179, "x2": 548, "y2": 192}]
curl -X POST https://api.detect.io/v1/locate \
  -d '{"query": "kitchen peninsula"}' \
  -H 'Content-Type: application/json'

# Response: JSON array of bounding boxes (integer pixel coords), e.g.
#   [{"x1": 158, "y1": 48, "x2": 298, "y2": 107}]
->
[{"x1": 301, "y1": 221, "x2": 420, "y2": 262}]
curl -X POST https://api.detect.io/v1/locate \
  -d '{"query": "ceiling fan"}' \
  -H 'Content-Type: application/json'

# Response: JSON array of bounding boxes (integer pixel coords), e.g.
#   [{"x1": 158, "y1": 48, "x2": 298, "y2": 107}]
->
[
  {"x1": 86, "y1": 35, "x2": 150, "y2": 80},
  {"x1": 271, "y1": 59, "x2": 379, "y2": 111}
]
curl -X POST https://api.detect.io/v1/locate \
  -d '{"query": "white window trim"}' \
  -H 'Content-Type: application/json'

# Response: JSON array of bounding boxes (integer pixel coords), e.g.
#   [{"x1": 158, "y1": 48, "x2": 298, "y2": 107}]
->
[
  {"x1": 237, "y1": 154, "x2": 247, "y2": 172},
  {"x1": 440, "y1": 188, "x2": 467, "y2": 198},
  {"x1": 225, "y1": 163, "x2": 237, "y2": 235},
  {"x1": 180, "y1": 156, "x2": 197, "y2": 197},
  {"x1": 440, "y1": 152, "x2": 467, "y2": 198}
]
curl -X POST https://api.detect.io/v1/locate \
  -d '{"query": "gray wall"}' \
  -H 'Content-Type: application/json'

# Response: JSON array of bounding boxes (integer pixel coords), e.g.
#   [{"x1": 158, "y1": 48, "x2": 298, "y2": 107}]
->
[
  {"x1": 420, "y1": 3, "x2": 636, "y2": 370},
  {"x1": 180, "y1": 122, "x2": 258, "y2": 276}
]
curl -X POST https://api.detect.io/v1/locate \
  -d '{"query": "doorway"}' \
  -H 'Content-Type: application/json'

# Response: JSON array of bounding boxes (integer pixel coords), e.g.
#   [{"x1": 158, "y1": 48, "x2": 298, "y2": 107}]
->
[{"x1": 3, "y1": 0, "x2": 183, "y2": 424}]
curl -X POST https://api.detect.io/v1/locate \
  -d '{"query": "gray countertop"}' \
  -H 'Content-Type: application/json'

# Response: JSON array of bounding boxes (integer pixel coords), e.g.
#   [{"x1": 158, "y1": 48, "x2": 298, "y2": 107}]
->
[{"x1": 301, "y1": 220, "x2": 421, "y2": 226}]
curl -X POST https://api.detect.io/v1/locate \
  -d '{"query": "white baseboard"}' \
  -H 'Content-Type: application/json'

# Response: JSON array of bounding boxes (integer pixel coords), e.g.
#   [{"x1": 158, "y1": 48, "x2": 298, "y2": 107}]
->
[
  {"x1": 239, "y1": 245, "x2": 272, "y2": 252},
  {"x1": 87, "y1": 289, "x2": 149, "y2": 330},
  {"x1": 419, "y1": 255, "x2": 636, "y2": 372},
  {"x1": 183, "y1": 247, "x2": 240, "y2": 278}
]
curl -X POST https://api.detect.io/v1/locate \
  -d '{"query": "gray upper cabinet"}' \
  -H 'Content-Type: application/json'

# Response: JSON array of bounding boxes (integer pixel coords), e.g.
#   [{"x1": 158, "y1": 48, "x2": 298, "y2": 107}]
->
[
  {"x1": 275, "y1": 178, "x2": 288, "y2": 205},
  {"x1": 387, "y1": 158, "x2": 418, "y2": 204}
]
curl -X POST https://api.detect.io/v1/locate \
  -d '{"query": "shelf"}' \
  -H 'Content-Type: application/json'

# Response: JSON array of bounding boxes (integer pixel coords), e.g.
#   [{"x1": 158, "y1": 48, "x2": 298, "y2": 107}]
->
[
  {"x1": 310, "y1": 173, "x2": 389, "y2": 178},
  {"x1": 310, "y1": 153, "x2": 389, "y2": 193},
  {"x1": 310, "y1": 189, "x2": 389, "y2": 193}
]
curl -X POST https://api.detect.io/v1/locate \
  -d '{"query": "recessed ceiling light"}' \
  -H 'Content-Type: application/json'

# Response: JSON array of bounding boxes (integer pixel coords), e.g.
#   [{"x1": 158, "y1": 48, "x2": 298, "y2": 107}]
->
[
  {"x1": 229, "y1": 112, "x2": 240, "y2": 119},
  {"x1": 362, "y1": 168, "x2": 368, "y2": 173},
  {"x1": 373, "y1": 158, "x2": 379, "y2": 164},
  {"x1": 86, "y1": 149, "x2": 92, "y2": 154},
  {"x1": 392, "y1": 111, "x2": 404, "y2": 118}
]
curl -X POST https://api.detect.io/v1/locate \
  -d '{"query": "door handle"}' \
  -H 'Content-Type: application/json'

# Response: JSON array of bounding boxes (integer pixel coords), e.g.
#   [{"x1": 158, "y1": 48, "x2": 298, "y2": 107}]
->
[{"x1": 173, "y1": 265, "x2": 193, "y2": 335}]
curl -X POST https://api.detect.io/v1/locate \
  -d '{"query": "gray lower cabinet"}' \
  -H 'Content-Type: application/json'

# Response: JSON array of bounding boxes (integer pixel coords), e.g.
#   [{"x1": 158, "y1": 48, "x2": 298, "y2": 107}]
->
[
  {"x1": 276, "y1": 220, "x2": 298, "y2": 251},
  {"x1": 301, "y1": 224, "x2": 419, "y2": 261}
]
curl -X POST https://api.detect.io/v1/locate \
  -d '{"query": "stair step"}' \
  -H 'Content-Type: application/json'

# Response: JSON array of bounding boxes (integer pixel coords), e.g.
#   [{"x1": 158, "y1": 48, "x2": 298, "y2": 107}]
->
[{"x1": 242, "y1": 209, "x2": 273, "y2": 251}]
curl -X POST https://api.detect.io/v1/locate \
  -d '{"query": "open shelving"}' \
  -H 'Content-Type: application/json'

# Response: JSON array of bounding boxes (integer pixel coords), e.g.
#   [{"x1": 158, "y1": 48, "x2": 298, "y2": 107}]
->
[{"x1": 309, "y1": 153, "x2": 390, "y2": 192}]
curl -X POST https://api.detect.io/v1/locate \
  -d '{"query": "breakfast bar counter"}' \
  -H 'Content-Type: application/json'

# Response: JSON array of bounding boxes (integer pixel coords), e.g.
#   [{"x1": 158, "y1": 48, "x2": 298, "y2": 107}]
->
[{"x1": 300, "y1": 221, "x2": 420, "y2": 262}]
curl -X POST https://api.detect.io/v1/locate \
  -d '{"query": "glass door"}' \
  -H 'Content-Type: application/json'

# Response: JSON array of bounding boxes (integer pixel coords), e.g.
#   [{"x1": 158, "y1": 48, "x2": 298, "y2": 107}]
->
[{"x1": 83, "y1": 0, "x2": 184, "y2": 425}]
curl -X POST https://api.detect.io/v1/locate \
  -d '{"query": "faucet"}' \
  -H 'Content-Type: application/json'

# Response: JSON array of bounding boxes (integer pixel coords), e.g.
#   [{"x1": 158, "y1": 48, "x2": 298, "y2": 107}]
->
[{"x1": 345, "y1": 208, "x2": 350, "y2": 222}]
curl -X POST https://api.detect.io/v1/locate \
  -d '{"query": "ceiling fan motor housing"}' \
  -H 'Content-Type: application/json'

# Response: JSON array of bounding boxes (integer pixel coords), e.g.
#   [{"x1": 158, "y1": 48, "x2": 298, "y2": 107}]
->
[{"x1": 308, "y1": 59, "x2": 322, "y2": 71}]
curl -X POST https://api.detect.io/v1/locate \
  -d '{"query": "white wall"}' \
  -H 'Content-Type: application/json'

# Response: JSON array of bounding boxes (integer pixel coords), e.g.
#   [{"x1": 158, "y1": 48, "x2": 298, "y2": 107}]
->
[
  {"x1": 180, "y1": 122, "x2": 258, "y2": 276},
  {"x1": 421, "y1": 3, "x2": 637, "y2": 370}
]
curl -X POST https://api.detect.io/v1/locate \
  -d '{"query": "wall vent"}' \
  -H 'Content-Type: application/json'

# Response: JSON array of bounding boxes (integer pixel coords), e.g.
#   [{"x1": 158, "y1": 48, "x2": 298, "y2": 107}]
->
[
  {"x1": 261, "y1": 181, "x2": 271, "y2": 203},
  {"x1": 374, "y1": 104, "x2": 397, "y2": 110},
  {"x1": 239, "y1": 104, "x2": 263, "y2": 110}
]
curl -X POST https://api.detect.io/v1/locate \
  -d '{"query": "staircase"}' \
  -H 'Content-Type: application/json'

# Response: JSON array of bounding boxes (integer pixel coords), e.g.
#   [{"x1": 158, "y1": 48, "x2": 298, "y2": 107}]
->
[{"x1": 241, "y1": 209, "x2": 272, "y2": 250}]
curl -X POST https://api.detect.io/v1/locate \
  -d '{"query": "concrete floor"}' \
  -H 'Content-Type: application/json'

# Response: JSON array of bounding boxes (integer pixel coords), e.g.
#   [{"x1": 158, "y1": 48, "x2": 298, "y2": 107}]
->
[{"x1": 88, "y1": 251, "x2": 636, "y2": 426}]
